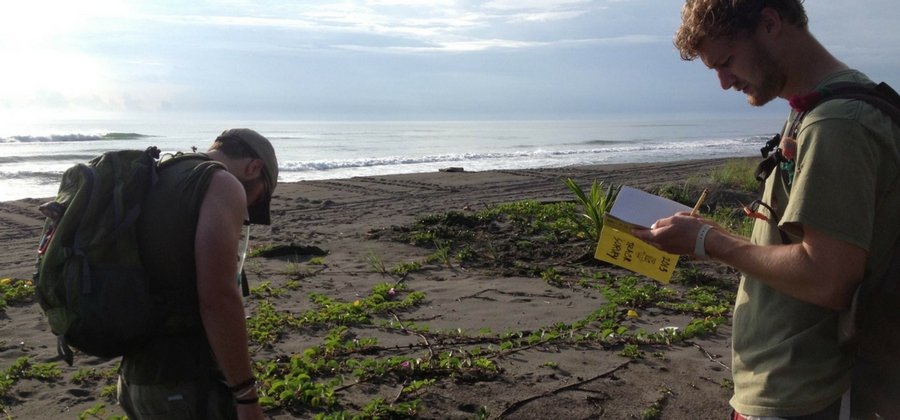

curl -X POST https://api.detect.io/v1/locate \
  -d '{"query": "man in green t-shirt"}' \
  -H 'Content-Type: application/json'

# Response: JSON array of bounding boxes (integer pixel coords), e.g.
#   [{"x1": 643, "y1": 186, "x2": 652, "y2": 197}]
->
[
  {"x1": 117, "y1": 128, "x2": 278, "y2": 420},
  {"x1": 633, "y1": 1, "x2": 900, "y2": 419}
]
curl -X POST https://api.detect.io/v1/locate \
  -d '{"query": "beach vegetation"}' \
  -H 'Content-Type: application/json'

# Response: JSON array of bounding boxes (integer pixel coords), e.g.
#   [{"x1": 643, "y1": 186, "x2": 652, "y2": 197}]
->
[
  {"x1": 484, "y1": 241, "x2": 500, "y2": 261},
  {"x1": 474, "y1": 406, "x2": 491, "y2": 420},
  {"x1": 407, "y1": 231, "x2": 437, "y2": 244},
  {"x1": 365, "y1": 248, "x2": 388, "y2": 273},
  {"x1": 709, "y1": 158, "x2": 761, "y2": 192},
  {"x1": 455, "y1": 244, "x2": 475, "y2": 261},
  {"x1": 247, "y1": 244, "x2": 278, "y2": 258},
  {"x1": 658, "y1": 285, "x2": 731, "y2": 316},
  {"x1": 0, "y1": 279, "x2": 34, "y2": 312},
  {"x1": 71, "y1": 367, "x2": 116, "y2": 384},
  {"x1": 641, "y1": 388, "x2": 673, "y2": 420},
  {"x1": 672, "y1": 265, "x2": 730, "y2": 288},
  {"x1": 249, "y1": 281, "x2": 288, "y2": 299},
  {"x1": 0, "y1": 357, "x2": 61, "y2": 400},
  {"x1": 540, "y1": 267, "x2": 564, "y2": 285},
  {"x1": 655, "y1": 181, "x2": 701, "y2": 207},
  {"x1": 493, "y1": 200, "x2": 577, "y2": 235},
  {"x1": 600, "y1": 276, "x2": 665, "y2": 309},
  {"x1": 283, "y1": 258, "x2": 306, "y2": 276},
  {"x1": 100, "y1": 384, "x2": 118, "y2": 399},
  {"x1": 705, "y1": 206, "x2": 754, "y2": 238},
  {"x1": 673, "y1": 266, "x2": 705, "y2": 284},
  {"x1": 563, "y1": 178, "x2": 620, "y2": 243},
  {"x1": 236, "y1": 269, "x2": 729, "y2": 417},
  {"x1": 540, "y1": 361, "x2": 559, "y2": 368},
  {"x1": 391, "y1": 261, "x2": 423, "y2": 275},
  {"x1": 618, "y1": 344, "x2": 644, "y2": 358},
  {"x1": 77, "y1": 403, "x2": 126, "y2": 420},
  {"x1": 426, "y1": 241, "x2": 453, "y2": 267}
]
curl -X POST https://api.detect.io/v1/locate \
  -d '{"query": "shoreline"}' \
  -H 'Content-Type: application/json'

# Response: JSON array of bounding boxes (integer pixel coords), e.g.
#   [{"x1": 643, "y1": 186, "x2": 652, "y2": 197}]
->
[
  {"x1": 0, "y1": 157, "x2": 744, "y2": 419},
  {"x1": 1, "y1": 155, "x2": 738, "y2": 204}
]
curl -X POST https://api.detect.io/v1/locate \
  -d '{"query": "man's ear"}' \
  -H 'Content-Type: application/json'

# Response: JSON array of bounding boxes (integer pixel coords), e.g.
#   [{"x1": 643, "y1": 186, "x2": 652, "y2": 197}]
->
[
  {"x1": 759, "y1": 7, "x2": 782, "y2": 36},
  {"x1": 244, "y1": 158, "x2": 265, "y2": 178}
]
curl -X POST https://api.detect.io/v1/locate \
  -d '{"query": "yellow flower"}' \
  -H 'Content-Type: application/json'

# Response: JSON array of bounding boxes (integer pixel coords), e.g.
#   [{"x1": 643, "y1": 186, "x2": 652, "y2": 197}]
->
[
  {"x1": 27, "y1": 281, "x2": 33, "y2": 286},
  {"x1": 0, "y1": 278, "x2": 10, "y2": 285},
  {"x1": 353, "y1": 300, "x2": 360, "y2": 306},
  {"x1": 626, "y1": 310, "x2": 639, "y2": 318}
]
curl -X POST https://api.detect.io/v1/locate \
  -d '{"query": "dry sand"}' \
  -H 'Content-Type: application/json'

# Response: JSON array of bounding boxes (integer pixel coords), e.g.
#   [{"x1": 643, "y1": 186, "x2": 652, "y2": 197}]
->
[{"x1": 0, "y1": 158, "x2": 750, "y2": 419}]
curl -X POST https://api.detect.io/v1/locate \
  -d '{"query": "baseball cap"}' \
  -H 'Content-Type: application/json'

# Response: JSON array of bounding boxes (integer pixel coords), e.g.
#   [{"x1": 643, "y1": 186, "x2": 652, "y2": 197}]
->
[{"x1": 218, "y1": 128, "x2": 278, "y2": 225}]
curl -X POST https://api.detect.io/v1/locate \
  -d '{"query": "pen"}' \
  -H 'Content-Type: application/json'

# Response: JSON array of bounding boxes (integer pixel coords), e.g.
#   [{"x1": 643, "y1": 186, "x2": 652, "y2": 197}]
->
[{"x1": 690, "y1": 188, "x2": 708, "y2": 217}]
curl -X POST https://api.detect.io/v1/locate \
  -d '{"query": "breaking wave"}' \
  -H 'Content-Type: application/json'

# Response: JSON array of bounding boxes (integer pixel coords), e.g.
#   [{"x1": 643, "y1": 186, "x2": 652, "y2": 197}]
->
[{"x1": 0, "y1": 132, "x2": 152, "y2": 143}]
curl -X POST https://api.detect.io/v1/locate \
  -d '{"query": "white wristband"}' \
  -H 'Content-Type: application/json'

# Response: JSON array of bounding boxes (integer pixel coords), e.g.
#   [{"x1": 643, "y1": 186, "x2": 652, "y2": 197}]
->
[{"x1": 695, "y1": 224, "x2": 713, "y2": 260}]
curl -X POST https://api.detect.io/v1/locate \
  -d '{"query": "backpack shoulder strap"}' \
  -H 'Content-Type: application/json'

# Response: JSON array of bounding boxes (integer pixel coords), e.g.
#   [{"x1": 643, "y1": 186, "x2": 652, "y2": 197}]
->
[
  {"x1": 806, "y1": 81, "x2": 900, "y2": 125},
  {"x1": 157, "y1": 152, "x2": 211, "y2": 168}
]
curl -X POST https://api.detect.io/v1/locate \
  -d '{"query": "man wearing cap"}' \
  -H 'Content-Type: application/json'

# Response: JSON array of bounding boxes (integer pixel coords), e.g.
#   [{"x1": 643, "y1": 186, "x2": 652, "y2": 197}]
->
[{"x1": 117, "y1": 128, "x2": 277, "y2": 420}]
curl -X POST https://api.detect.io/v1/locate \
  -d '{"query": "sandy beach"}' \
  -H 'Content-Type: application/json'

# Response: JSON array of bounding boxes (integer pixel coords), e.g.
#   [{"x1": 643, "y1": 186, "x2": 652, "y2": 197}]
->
[{"x1": 0, "y1": 158, "x2": 752, "y2": 419}]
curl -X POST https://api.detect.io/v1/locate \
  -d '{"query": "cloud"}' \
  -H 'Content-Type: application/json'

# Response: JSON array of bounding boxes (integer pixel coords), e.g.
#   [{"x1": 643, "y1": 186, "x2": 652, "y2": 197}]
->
[
  {"x1": 506, "y1": 10, "x2": 589, "y2": 22},
  {"x1": 480, "y1": 0, "x2": 591, "y2": 11},
  {"x1": 336, "y1": 34, "x2": 666, "y2": 53},
  {"x1": 364, "y1": 0, "x2": 455, "y2": 5},
  {"x1": 136, "y1": 0, "x2": 609, "y2": 54}
]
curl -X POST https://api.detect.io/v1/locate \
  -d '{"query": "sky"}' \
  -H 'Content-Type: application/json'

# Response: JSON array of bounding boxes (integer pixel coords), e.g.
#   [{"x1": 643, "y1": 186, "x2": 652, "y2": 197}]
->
[{"x1": 1, "y1": 0, "x2": 898, "y2": 122}]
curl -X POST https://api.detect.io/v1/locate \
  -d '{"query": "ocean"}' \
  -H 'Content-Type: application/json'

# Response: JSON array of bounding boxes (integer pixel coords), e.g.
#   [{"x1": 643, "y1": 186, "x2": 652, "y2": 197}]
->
[{"x1": 0, "y1": 117, "x2": 782, "y2": 202}]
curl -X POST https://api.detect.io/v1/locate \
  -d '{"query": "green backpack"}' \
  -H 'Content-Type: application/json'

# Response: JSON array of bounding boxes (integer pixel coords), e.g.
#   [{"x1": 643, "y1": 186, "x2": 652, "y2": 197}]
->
[{"x1": 33, "y1": 147, "x2": 163, "y2": 365}]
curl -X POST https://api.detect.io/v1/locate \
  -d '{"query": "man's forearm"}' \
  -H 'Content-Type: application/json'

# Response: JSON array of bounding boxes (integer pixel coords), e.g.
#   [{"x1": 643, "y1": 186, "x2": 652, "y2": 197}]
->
[
  {"x1": 199, "y1": 286, "x2": 257, "y2": 391},
  {"x1": 705, "y1": 227, "x2": 863, "y2": 310}
]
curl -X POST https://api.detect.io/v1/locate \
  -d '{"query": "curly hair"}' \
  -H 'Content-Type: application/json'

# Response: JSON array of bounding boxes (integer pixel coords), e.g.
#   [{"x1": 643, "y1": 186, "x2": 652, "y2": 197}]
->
[{"x1": 674, "y1": 0, "x2": 808, "y2": 61}]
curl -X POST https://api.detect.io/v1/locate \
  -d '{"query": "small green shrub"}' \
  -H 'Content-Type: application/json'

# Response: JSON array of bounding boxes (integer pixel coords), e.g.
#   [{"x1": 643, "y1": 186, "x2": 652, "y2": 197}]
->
[
  {"x1": 391, "y1": 261, "x2": 423, "y2": 275},
  {"x1": 563, "y1": 178, "x2": 620, "y2": 243},
  {"x1": 0, "y1": 278, "x2": 35, "y2": 312},
  {"x1": 618, "y1": 344, "x2": 644, "y2": 358}
]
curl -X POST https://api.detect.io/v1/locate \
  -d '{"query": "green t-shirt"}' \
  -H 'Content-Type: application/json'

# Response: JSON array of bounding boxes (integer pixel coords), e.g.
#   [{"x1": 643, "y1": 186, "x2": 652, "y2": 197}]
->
[{"x1": 731, "y1": 70, "x2": 900, "y2": 417}]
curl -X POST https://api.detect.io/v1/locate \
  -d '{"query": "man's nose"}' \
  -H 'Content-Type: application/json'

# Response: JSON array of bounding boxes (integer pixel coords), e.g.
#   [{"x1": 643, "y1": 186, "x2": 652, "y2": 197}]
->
[{"x1": 717, "y1": 69, "x2": 735, "y2": 90}]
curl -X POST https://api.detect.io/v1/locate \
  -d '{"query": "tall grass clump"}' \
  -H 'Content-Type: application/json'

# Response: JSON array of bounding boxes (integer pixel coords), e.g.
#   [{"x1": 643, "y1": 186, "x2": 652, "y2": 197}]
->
[
  {"x1": 708, "y1": 158, "x2": 760, "y2": 193},
  {"x1": 563, "y1": 179, "x2": 620, "y2": 243}
]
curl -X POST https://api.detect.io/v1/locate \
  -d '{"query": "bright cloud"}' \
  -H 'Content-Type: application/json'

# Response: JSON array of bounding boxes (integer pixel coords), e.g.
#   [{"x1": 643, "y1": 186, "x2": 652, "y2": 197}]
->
[{"x1": 481, "y1": 0, "x2": 592, "y2": 11}]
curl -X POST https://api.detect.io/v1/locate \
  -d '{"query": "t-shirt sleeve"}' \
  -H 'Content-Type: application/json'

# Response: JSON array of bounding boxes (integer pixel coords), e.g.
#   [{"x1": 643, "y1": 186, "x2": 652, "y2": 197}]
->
[{"x1": 780, "y1": 112, "x2": 880, "y2": 251}]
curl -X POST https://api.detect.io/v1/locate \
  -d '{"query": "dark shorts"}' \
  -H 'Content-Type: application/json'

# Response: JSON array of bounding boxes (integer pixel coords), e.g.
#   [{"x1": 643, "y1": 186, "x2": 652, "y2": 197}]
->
[{"x1": 117, "y1": 376, "x2": 237, "y2": 420}]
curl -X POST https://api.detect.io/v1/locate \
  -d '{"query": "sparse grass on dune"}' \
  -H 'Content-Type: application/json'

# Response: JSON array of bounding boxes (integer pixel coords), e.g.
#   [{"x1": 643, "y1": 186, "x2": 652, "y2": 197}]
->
[{"x1": 708, "y1": 157, "x2": 762, "y2": 193}]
